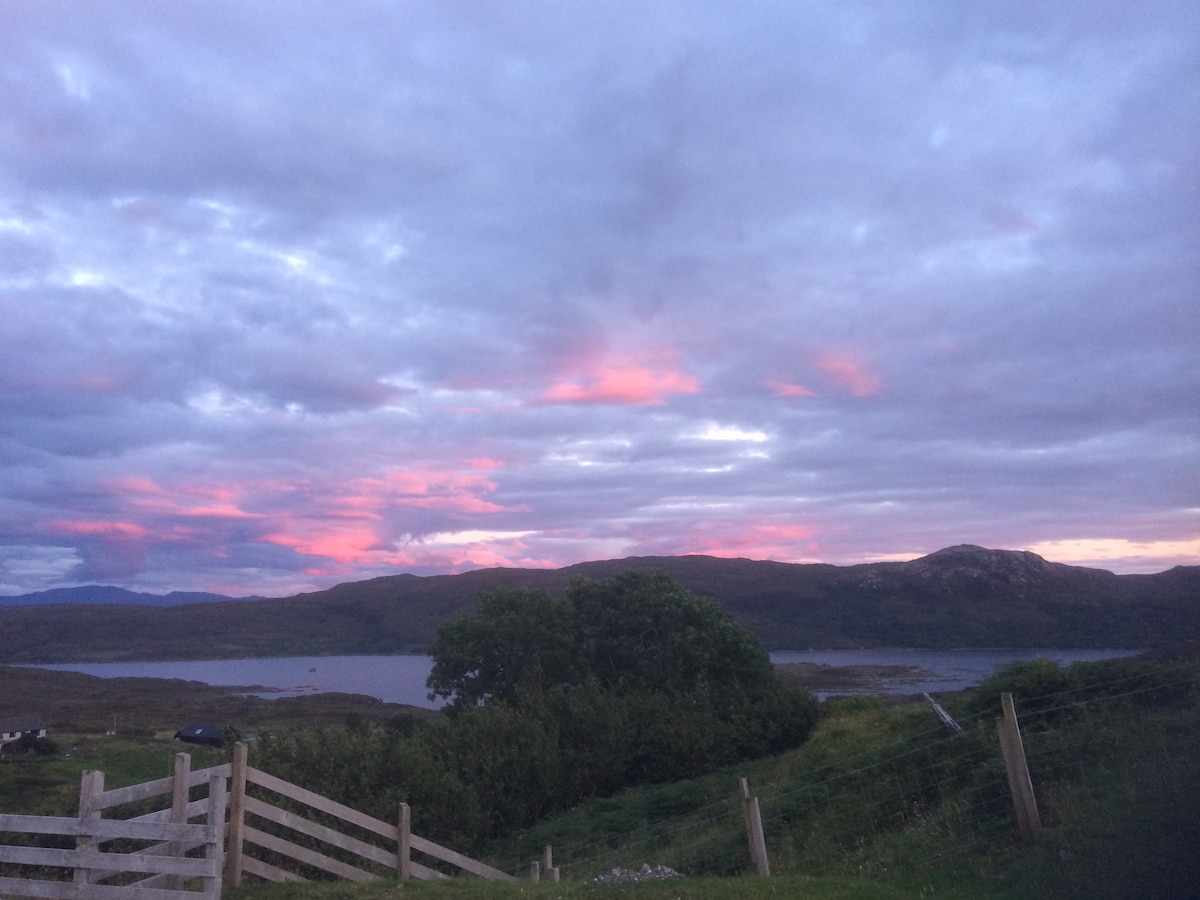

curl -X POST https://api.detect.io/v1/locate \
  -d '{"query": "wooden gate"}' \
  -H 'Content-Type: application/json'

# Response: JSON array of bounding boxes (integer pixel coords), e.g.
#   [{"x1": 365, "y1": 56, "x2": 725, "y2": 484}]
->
[
  {"x1": 0, "y1": 752, "x2": 226, "y2": 899},
  {"x1": 0, "y1": 742, "x2": 514, "y2": 898}
]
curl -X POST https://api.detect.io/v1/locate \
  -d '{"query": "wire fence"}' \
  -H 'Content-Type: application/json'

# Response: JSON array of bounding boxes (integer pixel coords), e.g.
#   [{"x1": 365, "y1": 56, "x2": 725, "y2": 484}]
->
[{"x1": 508, "y1": 656, "x2": 1200, "y2": 881}]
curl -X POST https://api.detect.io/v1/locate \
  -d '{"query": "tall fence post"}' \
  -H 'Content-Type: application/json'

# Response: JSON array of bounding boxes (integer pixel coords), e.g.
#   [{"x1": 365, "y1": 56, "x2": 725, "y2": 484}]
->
[
  {"x1": 996, "y1": 692, "x2": 1043, "y2": 842},
  {"x1": 738, "y1": 777, "x2": 771, "y2": 876},
  {"x1": 74, "y1": 769, "x2": 104, "y2": 886},
  {"x1": 543, "y1": 844, "x2": 559, "y2": 882},
  {"x1": 225, "y1": 741, "x2": 248, "y2": 889},
  {"x1": 397, "y1": 802, "x2": 412, "y2": 880},
  {"x1": 167, "y1": 751, "x2": 191, "y2": 890},
  {"x1": 203, "y1": 772, "x2": 227, "y2": 899}
]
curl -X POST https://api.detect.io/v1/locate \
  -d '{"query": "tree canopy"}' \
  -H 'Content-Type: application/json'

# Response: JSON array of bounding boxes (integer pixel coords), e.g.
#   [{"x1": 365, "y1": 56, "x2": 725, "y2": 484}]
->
[
  {"x1": 427, "y1": 570, "x2": 779, "y2": 710},
  {"x1": 426, "y1": 586, "x2": 578, "y2": 709},
  {"x1": 426, "y1": 570, "x2": 818, "y2": 791},
  {"x1": 261, "y1": 570, "x2": 820, "y2": 851},
  {"x1": 571, "y1": 570, "x2": 777, "y2": 699}
]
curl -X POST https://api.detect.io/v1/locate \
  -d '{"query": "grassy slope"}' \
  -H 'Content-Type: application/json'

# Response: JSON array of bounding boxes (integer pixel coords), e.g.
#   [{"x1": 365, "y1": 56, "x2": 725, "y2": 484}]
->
[
  {"x1": 226, "y1": 658, "x2": 1200, "y2": 900},
  {"x1": 4, "y1": 659, "x2": 1197, "y2": 899}
]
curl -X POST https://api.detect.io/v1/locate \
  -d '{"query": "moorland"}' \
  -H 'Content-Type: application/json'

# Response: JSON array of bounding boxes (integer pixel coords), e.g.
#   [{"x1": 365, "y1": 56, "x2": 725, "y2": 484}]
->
[
  {"x1": 2, "y1": 553, "x2": 1198, "y2": 898},
  {"x1": 3, "y1": 648, "x2": 1198, "y2": 900},
  {"x1": 2, "y1": 545, "x2": 1197, "y2": 663}
]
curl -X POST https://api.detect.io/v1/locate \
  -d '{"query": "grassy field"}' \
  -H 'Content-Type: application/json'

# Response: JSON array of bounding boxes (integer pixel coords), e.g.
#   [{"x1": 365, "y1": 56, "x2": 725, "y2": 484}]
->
[
  {"x1": 3, "y1": 657, "x2": 1198, "y2": 899},
  {"x1": 1, "y1": 663, "x2": 437, "y2": 818},
  {"x1": 0, "y1": 732, "x2": 227, "y2": 815}
]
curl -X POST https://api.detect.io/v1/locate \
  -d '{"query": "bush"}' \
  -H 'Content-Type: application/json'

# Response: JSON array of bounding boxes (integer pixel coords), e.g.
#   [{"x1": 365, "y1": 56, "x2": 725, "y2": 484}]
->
[{"x1": 963, "y1": 654, "x2": 1196, "y2": 725}]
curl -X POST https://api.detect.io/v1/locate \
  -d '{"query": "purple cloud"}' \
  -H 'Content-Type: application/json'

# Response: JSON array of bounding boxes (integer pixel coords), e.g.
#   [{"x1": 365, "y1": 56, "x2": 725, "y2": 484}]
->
[{"x1": 0, "y1": 1, "x2": 1196, "y2": 597}]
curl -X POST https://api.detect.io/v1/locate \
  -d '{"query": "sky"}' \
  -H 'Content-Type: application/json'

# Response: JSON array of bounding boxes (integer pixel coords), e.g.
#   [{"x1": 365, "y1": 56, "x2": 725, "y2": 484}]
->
[{"x1": 1, "y1": 1, "x2": 1197, "y2": 598}]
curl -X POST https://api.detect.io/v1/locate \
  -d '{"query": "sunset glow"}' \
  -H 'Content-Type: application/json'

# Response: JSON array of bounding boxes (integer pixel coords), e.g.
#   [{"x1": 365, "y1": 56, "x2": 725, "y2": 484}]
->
[
  {"x1": 0, "y1": 3, "x2": 1194, "y2": 596},
  {"x1": 542, "y1": 361, "x2": 701, "y2": 406}
]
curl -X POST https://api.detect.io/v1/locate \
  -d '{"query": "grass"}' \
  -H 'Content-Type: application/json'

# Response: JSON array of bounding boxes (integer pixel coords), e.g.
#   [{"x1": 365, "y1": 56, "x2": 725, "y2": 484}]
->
[
  {"x1": 225, "y1": 677, "x2": 1199, "y2": 900},
  {"x1": 3, "y1": 659, "x2": 1198, "y2": 899},
  {"x1": 480, "y1": 700, "x2": 1004, "y2": 880},
  {"x1": 226, "y1": 870, "x2": 1021, "y2": 900},
  {"x1": 0, "y1": 732, "x2": 229, "y2": 815}
]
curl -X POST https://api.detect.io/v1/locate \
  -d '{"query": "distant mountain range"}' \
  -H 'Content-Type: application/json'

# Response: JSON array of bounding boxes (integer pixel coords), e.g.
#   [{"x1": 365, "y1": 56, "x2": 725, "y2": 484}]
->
[
  {"x1": 0, "y1": 545, "x2": 1196, "y2": 663},
  {"x1": 0, "y1": 586, "x2": 256, "y2": 607}
]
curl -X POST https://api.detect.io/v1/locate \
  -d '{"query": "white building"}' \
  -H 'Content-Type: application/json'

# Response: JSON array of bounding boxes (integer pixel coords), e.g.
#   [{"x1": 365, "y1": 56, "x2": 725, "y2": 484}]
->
[{"x1": 0, "y1": 715, "x2": 47, "y2": 746}]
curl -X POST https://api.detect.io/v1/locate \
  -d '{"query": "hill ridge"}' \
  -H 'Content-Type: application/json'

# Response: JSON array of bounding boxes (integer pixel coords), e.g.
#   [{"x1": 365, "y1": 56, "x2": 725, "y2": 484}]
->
[{"x1": 0, "y1": 546, "x2": 1196, "y2": 663}]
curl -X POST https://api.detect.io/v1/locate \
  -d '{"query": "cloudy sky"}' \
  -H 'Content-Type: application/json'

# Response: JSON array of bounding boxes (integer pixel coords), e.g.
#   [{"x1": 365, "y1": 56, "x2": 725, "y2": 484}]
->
[{"x1": 1, "y1": 1, "x2": 1197, "y2": 597}]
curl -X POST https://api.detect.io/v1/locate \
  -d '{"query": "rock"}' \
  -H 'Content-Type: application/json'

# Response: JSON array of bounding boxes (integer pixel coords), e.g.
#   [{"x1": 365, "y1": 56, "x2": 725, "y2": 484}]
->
[{"x1": 594, "y1": 862, "x2": 683, "y2": 882}]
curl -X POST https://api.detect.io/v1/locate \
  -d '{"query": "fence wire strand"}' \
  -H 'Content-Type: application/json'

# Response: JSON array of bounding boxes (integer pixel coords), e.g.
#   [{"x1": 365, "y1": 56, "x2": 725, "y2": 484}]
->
[{"x1": 540, "y1": 657, "x2": 1199, "y2": 879}]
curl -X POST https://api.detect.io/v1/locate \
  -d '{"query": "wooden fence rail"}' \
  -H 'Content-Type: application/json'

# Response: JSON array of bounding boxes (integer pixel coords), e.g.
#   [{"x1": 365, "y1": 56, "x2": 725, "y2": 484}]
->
[
  {"x1": 0, "y1": 757, "x2": 226, "y2": 900},
  {"x1": 0, "y1": 742, "x2": 514, "y2": 898}
]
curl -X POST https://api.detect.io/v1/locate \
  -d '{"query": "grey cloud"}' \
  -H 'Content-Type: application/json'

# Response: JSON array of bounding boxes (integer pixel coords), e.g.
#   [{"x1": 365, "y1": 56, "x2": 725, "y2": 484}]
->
[{"x1": 0, "y1": 0, "x2": 1195, "y2": 594}]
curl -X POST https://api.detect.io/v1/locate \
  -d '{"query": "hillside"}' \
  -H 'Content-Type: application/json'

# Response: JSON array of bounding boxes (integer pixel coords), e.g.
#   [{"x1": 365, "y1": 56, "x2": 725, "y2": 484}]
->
[{"x1": 0, "y1": 545, "x2": 1196, "y2": 663}]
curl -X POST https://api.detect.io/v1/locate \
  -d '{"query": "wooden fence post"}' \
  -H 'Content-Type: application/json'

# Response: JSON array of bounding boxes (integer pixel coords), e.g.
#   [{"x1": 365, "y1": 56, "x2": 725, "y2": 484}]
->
[
  {"x1": 996, "y1": 692, "x2": 1042, "y2": 842},
  {"x1": 529, "y1": 859, "x2": 540, "y2": 881},
  {"x1": 74, "y1": 769, "x2": 104, "y2": 886},
  {"x1": 397, "y1": 802, "x2": 412, "y2": 880},
  {"x1": 225, "y1": 741, "x2": 248, "y2": 889},
  {"x1": 542, "y1": 844, "x2": 559, "y2": 882},
  {"x1": 738, "y1": 777, "x2": 770, "y2": 876},
  {"x1": 203, "y1": 772, "x2": 227, "y2": 899},
  {"x1": 167, "y1": 751, "x2": 191, "y2": 890}
]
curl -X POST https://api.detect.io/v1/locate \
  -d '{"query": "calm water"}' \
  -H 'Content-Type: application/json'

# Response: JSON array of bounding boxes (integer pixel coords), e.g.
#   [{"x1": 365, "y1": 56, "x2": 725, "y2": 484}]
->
[
  {"x1": 26, "y1": 648, "x2": 1138, "y2": 709},
  {"x1": 29, "y1": 656, "x2": 441, "y2": 708},
  {"x1": 770, "y1": 648, "x2": 1138, "y2": 696}
]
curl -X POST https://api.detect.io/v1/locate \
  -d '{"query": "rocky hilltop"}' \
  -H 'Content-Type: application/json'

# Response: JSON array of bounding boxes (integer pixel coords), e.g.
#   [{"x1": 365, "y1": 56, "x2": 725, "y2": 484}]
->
[{"x1": 0, "y1": 546, "x2": 1196, "y2": 662}]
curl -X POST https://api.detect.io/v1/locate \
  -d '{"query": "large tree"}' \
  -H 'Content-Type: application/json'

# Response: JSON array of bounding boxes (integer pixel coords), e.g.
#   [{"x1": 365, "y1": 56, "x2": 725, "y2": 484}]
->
[
  {"x1": 427, "y1": 571, "x2": 818, "y2": 773},
  {"x1": 427, "y1": 586, "x2": 578, "y2": 710},
  {"x1": 427, "y1": 570, "x2": 779, "y2": 708},
  {"x1": 570, "y1": 570, "x2": 777, "y2": 701}
]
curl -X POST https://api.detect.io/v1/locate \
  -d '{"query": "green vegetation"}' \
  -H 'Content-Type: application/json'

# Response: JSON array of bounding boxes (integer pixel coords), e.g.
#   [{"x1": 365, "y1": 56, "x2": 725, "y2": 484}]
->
[
  {"x1": 225, "y1": 873, "x2": 1012, "y2": 899},
  {"x1": 229, "y1": 653, "x2": 1199, "y2": 900},
  {"x1": 255, "y1": 573, "x2": 819, "y2": 851},
  {"x1": 0, "y1": 733, "x2": 227, "y2": 815},
  {"x1": 3, "y1": 650, "x2": 1197, "y2": 898}
]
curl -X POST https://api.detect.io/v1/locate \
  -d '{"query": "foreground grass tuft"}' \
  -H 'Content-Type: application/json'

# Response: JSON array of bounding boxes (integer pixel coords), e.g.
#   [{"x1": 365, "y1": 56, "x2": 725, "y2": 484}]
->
[{"x1": 227, "y1": 870, "x2": 1018, "y2": 900}]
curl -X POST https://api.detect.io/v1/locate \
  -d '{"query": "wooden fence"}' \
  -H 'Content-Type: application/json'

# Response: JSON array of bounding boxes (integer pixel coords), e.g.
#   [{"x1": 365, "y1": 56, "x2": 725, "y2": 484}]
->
[
  {"x1": 0, "y1": 742, "x2": 514, "y2": 898},
  {"x1": 0, "y1": 752, "x2": 227, "y2": 900}
]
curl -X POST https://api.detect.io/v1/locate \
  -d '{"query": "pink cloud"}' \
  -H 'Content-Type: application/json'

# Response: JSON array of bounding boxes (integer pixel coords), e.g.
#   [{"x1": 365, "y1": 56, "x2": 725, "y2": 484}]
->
[
  {"x1": 766, "y1": 377, "x2": 816, "y2": 398},
  {"x1": 630, "y1": 521, "x2": 821, "y2": 563},
  {"x1": 51, "y1": 519, "x2": 148, "y2": 540},
  {"x1": 260, "y1": 463, "x2": 517, "y2": 566},
  {"x1": 366, "y1": 468, "x2": 508, "y2": 513},
  {"x1": 264, "y1": 527, "x2": 557, "y2": 572},
  {"x1": 818, "y1": 353, "x2": 882, "y2": 397},
  {"x1": 399, "y1": 537, "x2": 561, "y2": 574},
  {"x1": 541, "y1": 360, "x2": 700, "y2": 406},
  {"x1": 445, "y1": 544, "x2": 535, "y2": 569},
  {"x1": 264, "y1": 523, "x2": 384, "y2": 564},
  {"x1": 467, "y1": 457, "x2": 506, "y2": 470},
  {"x1": 105, "y1": 476, "x2": 263, "y2": 520}
]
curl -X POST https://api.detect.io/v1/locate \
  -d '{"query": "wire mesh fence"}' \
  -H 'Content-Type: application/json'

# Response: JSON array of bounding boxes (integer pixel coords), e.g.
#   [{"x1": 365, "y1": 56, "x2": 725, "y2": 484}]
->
[{"x1": 513, "y1": 656, "x2": 1200, "y2": 882}]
